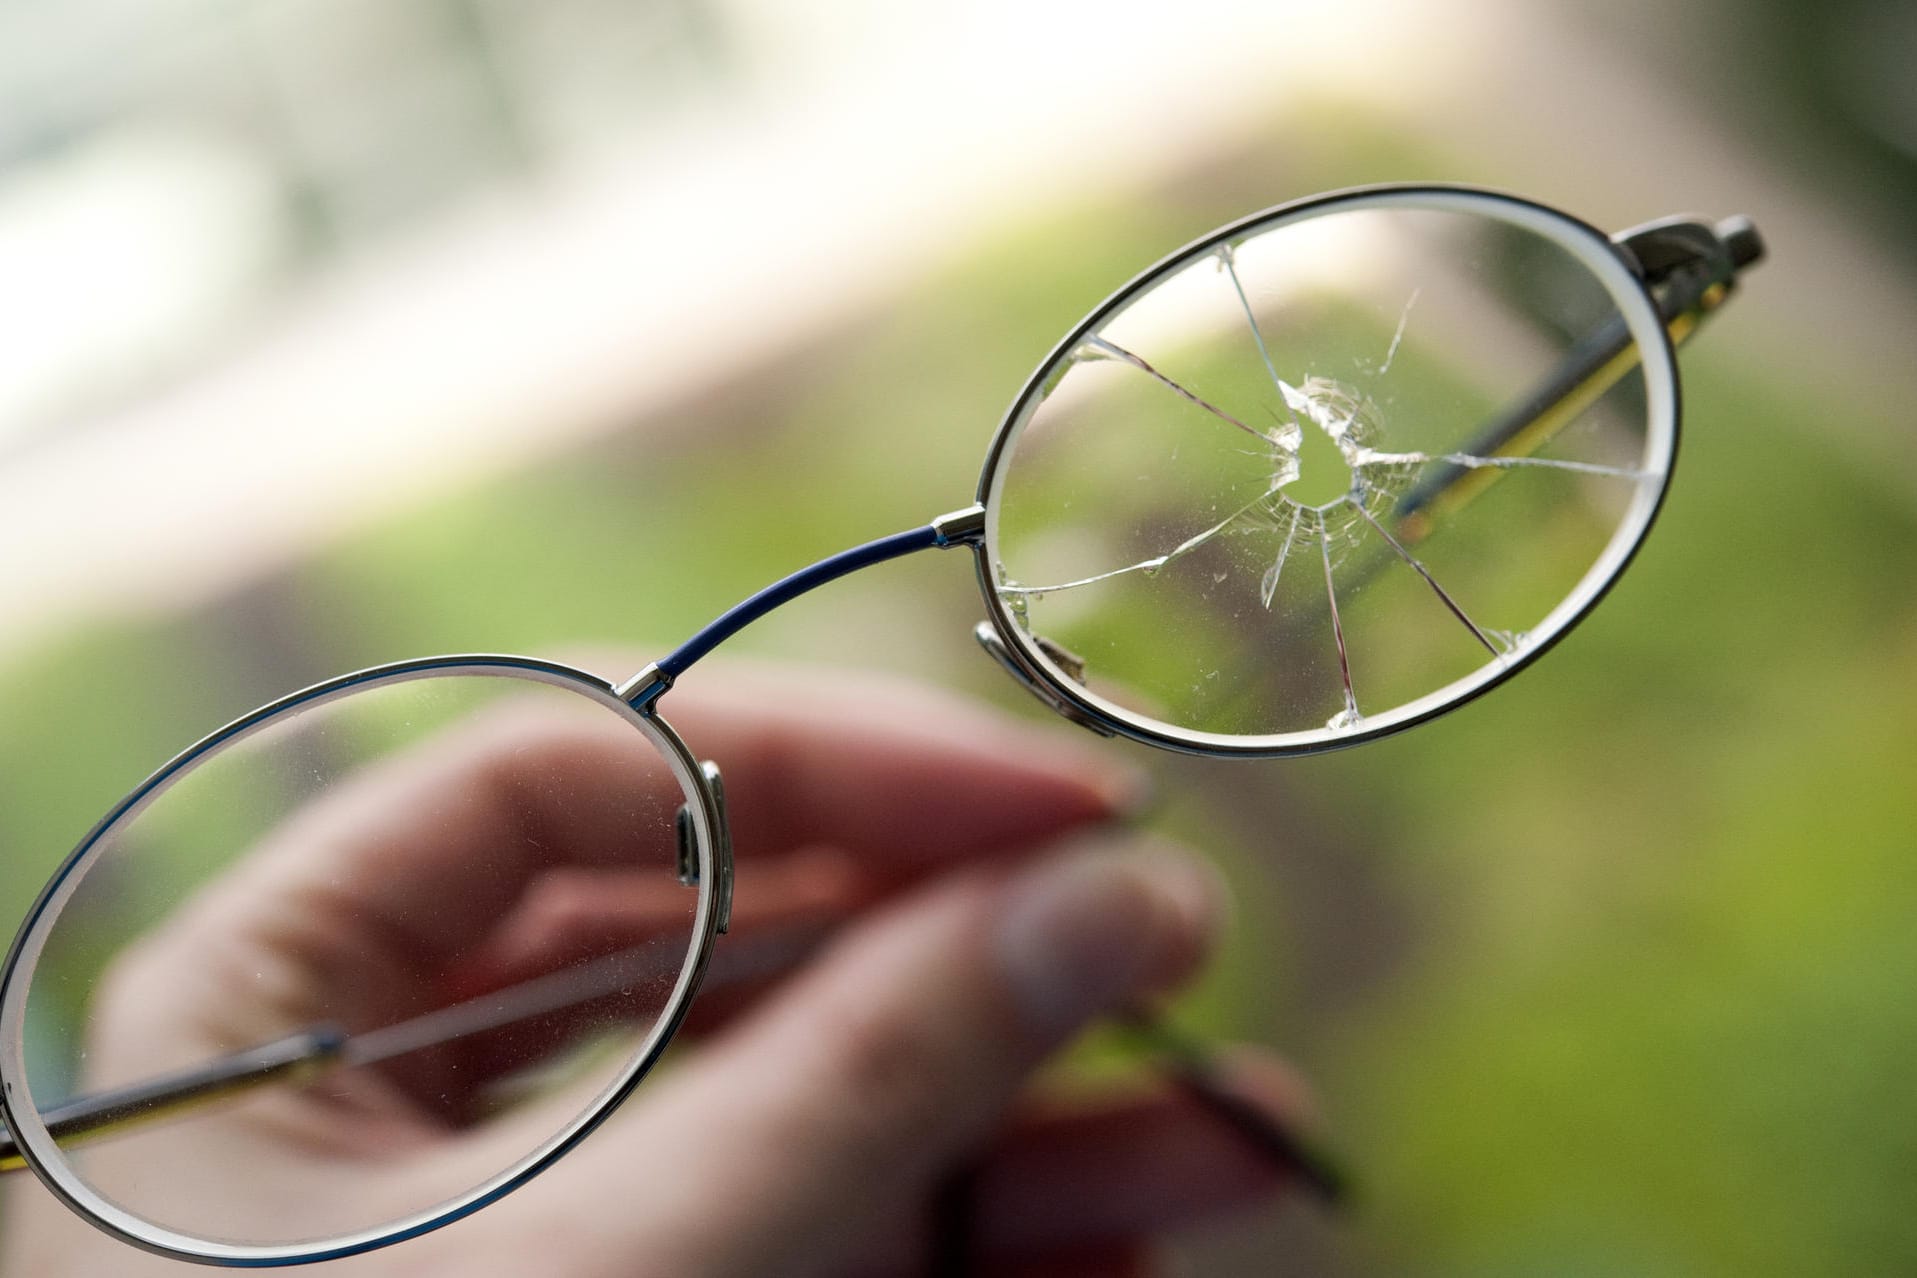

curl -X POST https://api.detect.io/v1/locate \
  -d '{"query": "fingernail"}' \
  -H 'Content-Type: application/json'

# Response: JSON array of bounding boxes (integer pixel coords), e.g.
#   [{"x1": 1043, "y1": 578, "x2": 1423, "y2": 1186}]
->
[{"x1": 993, "y1": 847, "x2": 1218, "y2": 1044}]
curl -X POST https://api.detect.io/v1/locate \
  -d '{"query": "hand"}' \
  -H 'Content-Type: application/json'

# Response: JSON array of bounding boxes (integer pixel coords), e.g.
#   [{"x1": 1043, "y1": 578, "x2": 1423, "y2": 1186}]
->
[{"x1": 6, "y1": 664, "x2": 1304, "y2": 1277}]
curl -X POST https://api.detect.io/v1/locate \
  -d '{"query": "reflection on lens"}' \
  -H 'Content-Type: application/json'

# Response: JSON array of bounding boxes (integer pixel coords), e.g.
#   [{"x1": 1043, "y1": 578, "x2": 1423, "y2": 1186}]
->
[
  {"x1": 982, "y1": 190, "x2": 1675, "y2": 752},
  {"x1": 7, "y1": 663, "x2": 703, "y2": 1254}
]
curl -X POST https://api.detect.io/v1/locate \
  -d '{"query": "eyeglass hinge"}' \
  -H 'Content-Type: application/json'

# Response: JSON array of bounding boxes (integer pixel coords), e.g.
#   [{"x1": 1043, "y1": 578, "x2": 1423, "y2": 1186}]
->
[
  {"x1": 617, "y1": 663, "x2": 673, "y2": 709},
  {"x1": 1614, "y1": 215, "x2": 1764, "y2": 290},
  {"x1": 931, "y1": 503, "x2": 987, "y2": 548}
]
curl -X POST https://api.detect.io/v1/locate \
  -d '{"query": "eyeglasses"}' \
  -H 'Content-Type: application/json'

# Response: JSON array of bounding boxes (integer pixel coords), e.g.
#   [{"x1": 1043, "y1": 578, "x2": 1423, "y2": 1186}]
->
[{"x1": 0, "y1": 184, "x2": 1760, "y2": 1266}]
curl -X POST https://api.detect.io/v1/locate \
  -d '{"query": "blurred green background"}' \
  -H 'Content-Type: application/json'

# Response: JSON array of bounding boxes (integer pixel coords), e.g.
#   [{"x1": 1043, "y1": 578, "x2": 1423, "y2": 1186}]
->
[{"x1": 2, "y1": 1, "x2": 1913, "y2": 1273}]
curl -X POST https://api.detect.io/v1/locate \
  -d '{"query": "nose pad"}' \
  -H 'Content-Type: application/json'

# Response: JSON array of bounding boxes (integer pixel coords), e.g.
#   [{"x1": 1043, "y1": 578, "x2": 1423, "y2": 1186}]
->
[{"x1": 973, "y1": 620, "x2": 1115, "y2": 738}]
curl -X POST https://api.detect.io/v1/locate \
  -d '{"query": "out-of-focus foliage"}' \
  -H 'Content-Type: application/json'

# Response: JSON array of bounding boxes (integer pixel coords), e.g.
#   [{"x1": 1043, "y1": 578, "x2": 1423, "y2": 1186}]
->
[{"x1": 1583, "y1": 0, "x2": 1917, "y2": 273}]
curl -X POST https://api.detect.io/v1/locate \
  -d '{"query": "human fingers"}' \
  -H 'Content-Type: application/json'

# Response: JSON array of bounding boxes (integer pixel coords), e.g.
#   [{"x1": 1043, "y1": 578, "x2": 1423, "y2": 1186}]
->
[
  {"x1": 109, "y1": 665, "x2": 1135, "y2": 1057},
  {"x1": 657, "y1": 660, "x2": 1147, "y2": 874},
  {"x1": 845, "y1": 1054, "x2": 1304, "y2": 1274},
  {"x1": 962, "y1": 1054, "x2": 1308, "y2": 1259},
  {"x1": 359, "y1": 650, "x2": 1153, "y2": 1075},
  {"x1": 437, "y1": 660, "x2": 1157, "y2": 1048},
  {"x1": 473, "y1": 834, "x2": 1221, "y2": 1278},
  {"x1": 166, "y1": 661, "x2": 1137, "y2": 985},
  {"x1": 453, "y1": 844, "x2": 865, "y2": 1001},
  {"x1": 388, "y1": 656, "x2": 1153, "y2": 1067},
  {"x1": 434, "y1": 848, "x2": 865, "y2": 1080}
]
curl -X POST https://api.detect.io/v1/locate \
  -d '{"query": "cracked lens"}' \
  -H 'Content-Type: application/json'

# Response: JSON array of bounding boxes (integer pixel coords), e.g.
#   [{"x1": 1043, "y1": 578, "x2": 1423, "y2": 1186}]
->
[{"x1": 987, "y1": 200, "x2": 1668, "y2": 745}]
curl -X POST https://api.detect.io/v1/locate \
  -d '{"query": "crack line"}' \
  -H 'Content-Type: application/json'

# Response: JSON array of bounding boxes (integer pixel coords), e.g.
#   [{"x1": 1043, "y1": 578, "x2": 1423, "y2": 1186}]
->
[
  {"x1": 1354, "y1": 503, "x2": 1500, "y2": 657},
  {"x1": 1083, "y1": 335, "x2": 1269, "y2": 443},
  {"x1": 1354, "y1": 447, "x2": 1653, "y2": 481},
  {"x1": 1259, "y1": 504, "x2": 1304, "y2": 609},
  {"x1": 1378, "y1": 288, "x2": 1420, "y2": 375},
  {"x1": 999, "y1": 485, "x2": 1285, "y2": 598},
  {"x1": 1218, "y1": 245, "x2": 1304, "y2": 419},
  {"x1": 1321, "y1": 514, "x2": 1359, "y2": 725}
]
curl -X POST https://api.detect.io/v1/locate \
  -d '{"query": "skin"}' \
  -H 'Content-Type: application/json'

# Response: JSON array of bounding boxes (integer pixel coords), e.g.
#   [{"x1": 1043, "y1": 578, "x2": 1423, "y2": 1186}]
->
[{"x1": 4, "y1": 664, "x2": 1304, "y2": 1277}]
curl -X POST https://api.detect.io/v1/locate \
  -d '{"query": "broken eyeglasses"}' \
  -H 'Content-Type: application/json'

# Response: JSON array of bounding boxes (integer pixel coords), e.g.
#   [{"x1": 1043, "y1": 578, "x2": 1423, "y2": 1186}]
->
[{"x1": 0, "y1": 184, "x2": 1761, "y2": 1266}]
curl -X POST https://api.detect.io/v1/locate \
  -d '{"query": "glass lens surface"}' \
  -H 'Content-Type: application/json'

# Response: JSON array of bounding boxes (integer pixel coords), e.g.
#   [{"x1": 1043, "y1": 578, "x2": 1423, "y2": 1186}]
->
[
  {"x1": 982, "y1": 192, "x2": 1675, "y2": 751},
  {"x1": 7, "y1": 665, "x2": 701, "y2": 1254}
]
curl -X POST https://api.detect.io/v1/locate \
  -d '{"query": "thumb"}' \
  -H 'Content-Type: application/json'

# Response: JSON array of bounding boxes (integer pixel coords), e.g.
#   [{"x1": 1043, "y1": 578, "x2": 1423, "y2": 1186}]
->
[{"x1": 551, "y1": 837, "x2": 1221, "y2": 1278}]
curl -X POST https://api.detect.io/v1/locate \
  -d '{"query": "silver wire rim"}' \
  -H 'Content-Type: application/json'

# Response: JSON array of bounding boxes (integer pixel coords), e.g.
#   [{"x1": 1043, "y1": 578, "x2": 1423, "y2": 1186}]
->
[
  {"x1": 973, "y1": 182, "x2": 1682, "y2": 757},
  {"x1": 0, "y1": 656, "x2": 723, "y2": 1266}
]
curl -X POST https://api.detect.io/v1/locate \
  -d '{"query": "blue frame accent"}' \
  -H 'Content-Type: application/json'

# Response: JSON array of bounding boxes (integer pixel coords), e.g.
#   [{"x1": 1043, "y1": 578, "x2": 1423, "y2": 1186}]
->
[{"x1": 655, "y1": 524, "x2": 942, "y2": 679}]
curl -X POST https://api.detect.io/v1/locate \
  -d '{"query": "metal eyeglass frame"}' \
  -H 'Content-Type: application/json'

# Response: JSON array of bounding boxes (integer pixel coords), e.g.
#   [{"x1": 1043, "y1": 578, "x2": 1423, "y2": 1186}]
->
[{"x1": 0, "y1": 183, "x2": 1762, "y2": 1266}]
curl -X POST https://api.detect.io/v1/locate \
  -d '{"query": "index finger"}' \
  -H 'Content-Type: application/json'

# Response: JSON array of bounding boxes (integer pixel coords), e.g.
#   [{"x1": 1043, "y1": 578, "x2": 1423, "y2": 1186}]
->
[
  {"x1": 173, "y1": 660, "x2": 1144, "y2": 979},
  {"x1": 662, "y1": 660, "x2": 1146, "y2": 872}
]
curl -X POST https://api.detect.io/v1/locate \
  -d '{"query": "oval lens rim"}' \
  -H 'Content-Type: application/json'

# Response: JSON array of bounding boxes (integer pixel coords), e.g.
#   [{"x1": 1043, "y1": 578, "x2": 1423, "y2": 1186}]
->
[
  {"x1": 0, "y1": 655, "x2": 723, "y2": 1266},
  {"x1": 971, "y1": 183, "x2": 1681, "y2": 757}
]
